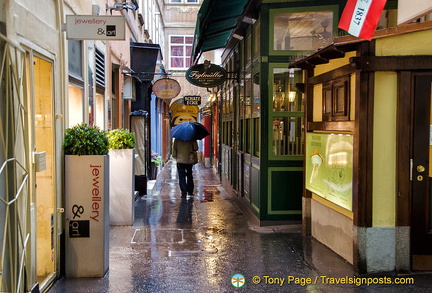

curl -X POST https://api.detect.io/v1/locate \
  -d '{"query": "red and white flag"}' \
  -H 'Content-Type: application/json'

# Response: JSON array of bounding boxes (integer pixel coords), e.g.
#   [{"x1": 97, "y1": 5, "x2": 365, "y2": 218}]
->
[{"x1": 338, "y1": 0, "x2": 387, "y2": 41}]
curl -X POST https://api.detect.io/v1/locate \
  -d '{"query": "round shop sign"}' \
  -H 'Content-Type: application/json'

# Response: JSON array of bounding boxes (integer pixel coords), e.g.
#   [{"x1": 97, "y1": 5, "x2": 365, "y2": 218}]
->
[
  {"x1": 152, "y1": 78, "x2": 181, "y2": 99},
  {"x1": 185, "y1": 63, "x2": 227, "y2": 88}
]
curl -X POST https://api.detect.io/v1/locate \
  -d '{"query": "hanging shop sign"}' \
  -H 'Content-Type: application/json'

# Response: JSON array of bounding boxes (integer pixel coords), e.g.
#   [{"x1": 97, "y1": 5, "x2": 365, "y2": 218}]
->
[
  {"x1": 185, "y1": 61, "x2": 227, "y2": 88},
  {"x1": 152, "y1": 78, "x2": 181, "y2": 99},
  {"x1": 183, "y1": 95, "x2": 201, "y2": 106},
  {"x1": 66, "y1": 15, "x2": 126, "y2": 40},
  {"x1": 170, "y1": 98, "x2": 198, "y2": 126}
]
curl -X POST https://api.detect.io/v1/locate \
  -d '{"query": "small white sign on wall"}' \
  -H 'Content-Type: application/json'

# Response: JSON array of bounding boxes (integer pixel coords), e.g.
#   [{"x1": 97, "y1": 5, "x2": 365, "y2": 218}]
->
[{"x1": 66, "y1": 15, "x2": 126, "y2": 40}]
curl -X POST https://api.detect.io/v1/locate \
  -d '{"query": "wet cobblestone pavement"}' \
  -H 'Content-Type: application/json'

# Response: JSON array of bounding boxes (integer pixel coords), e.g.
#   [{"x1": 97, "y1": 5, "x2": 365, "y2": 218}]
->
[{"x1": 49, "y1": 161, "x2": 432, "y2": 292}]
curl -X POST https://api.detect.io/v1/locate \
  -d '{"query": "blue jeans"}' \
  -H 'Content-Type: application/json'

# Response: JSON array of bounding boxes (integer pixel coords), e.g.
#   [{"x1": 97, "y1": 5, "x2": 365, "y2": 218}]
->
[{"x1": 177, "y1": 163, "x2": 194, "y2": 196}]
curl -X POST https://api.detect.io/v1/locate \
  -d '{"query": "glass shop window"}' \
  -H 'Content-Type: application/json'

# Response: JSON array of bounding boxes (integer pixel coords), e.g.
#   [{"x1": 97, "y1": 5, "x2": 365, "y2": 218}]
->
[
  {"x1": 239, "y1": 120, "x2": 244, "y2": 152},
  {"x1": 68, "y1": 40, "x2": 84, "y2": 127},
  {"x1": 252, "y1": 72, "x2": 260, "y2": 115},
  {"x1": 272, "y1": 116, "x2": 304, "y2": 156},
  {"x1": 228, "y1": 121, "x2": 233, "y2": 147},
  {"x1": 252, "y1": 70, "x2": 260, "y2": 157},
  {"x1": 222, "y1": 92, "x2": 228, "y2": 115},
  {"x1": 245, "y1": 34, "x2": 252, "y2": 65},
  {"x1": 245, "y1": 74, "x2": 252, "y2": 118},
  {"x1": 273, "y1": 68, "x2": 302, "y2": 112},
  {"x1": 253, "y1": 117, "x2": 260, "y2": 157},
  {"x1": 239, "y1": 81, "x2": 245, "y2": 152},
  {"x1": 68, "y1": 83, "x2": 83, "y2": 127},
  {"x1": 68, "y1": 40, "x2": 82, "y2": 79},
  {"x1": 245, "y1": 119, "x2": 251, "y2": 154},
  {"x1": 229, "y1": 89, "x2": 234, "y2": 115},
  {"x1": 253, "y1": 21, "x2": 260, "y2": 57},
  {"x1": 271, "y1": 67, "x2": 304, "y2": 157},
  {"x1": 223, "y1": 121, "x2": 228, "y2": 145},
  {"x1": 273, "y1": 10, "x2": 333, "y2": 52}
]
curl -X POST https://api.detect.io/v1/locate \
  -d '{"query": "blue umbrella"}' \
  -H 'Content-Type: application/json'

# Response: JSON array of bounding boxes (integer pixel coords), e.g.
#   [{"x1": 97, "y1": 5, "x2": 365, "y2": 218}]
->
[{"x1": 171, "y1": 121, "x2": 210, "y2": 141}]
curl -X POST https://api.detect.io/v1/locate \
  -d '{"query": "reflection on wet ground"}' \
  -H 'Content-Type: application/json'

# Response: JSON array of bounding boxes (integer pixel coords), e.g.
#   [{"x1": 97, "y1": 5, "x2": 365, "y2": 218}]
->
[{"x1": 49, "y1": 161, "x2": 432, "y2": 293}]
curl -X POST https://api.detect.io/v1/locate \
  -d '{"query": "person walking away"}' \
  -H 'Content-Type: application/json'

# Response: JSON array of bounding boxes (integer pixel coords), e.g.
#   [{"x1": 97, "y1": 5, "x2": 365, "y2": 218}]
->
[{"x1": 172, "y1": 138, "x2": 198, "y2": 197}]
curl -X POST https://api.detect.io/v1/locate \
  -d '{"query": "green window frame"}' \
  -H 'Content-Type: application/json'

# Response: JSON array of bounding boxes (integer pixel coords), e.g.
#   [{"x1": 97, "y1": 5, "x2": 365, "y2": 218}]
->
[
  {"x1": 252, "y1": 65, "x2": 260, "y2": 158},
  {"x1": 269, "y1": 5, "x2": 339, "y2": 56},
  {"x1": 268, "y1": 63, "x2": 304, "y2": 160}
]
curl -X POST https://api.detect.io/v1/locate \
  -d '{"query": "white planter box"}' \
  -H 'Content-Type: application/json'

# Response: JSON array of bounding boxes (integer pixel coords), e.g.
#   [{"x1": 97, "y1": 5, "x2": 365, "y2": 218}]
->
[
  {"x1": 109, "y1": 149, "x2": 135, "y2": 225},
  {"x1": 65, "y1": 155, "x2": 109, "y2": 277}
]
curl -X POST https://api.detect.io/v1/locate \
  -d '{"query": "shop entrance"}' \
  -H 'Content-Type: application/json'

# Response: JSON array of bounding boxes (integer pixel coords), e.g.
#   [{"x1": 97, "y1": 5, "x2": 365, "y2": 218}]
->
[
  {"x1": 411, "y1": 73, "x2": 432, "y2": 270},
  {"x1": 32, "y1": 56, "x2": 57, "y2": 287}
]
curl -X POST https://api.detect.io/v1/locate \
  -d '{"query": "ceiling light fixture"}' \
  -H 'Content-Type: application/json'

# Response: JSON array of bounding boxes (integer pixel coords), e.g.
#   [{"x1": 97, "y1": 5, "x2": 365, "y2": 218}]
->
[{"x1": 233, "y1": 33, "x2": 244, "y2": 40}]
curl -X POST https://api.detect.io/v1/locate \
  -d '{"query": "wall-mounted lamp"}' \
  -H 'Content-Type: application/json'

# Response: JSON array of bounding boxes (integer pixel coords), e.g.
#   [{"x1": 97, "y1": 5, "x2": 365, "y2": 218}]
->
[
  {"x1": 207, "y1": 88, "x2": 217, "y2": 103},
  {"x1": 106, "y1": 2, "x2": 137, "y2": 14},
  {"x1": 208, "y1": 93, "x2": 216, "y2": 103},
  {"x1": 288, "y1": 91, "x2": 296, "y2": 103}
]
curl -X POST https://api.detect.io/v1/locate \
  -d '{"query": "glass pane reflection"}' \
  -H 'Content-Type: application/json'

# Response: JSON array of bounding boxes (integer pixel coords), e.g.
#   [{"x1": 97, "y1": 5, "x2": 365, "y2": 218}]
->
[
  {"x1": 272, "y1": 116, "x2": 304, "y2": 156},
  {"x1": 274, "y1": 11, "x2": 333, "y2": 51}
]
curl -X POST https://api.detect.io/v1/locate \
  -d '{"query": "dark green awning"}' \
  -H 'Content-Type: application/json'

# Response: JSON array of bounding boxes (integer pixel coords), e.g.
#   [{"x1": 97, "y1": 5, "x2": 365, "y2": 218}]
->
[{"x1": 191, "y1": 0, "x2": 250, "y2": 63}]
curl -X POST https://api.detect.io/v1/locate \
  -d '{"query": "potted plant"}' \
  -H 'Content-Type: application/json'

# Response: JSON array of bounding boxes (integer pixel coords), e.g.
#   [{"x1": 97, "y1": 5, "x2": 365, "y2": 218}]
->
[
  {"x1": 106, "y1": 129, "x2": 136, "y2": 226},
  {"x1": 63, "y1": 123, "x2": 109, "y2": 278},
  {"x1": 150, "y1": 151, "x2": 162, "y2": 180},
  {"x1": 106, "y1": 128, "x2": 135, "y2": 150}
]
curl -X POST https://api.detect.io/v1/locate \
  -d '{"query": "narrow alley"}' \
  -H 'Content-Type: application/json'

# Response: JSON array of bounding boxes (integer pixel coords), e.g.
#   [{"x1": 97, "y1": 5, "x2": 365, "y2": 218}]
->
[{"x1": 48, "y1": 162, "x2": 432, "y2": 292}]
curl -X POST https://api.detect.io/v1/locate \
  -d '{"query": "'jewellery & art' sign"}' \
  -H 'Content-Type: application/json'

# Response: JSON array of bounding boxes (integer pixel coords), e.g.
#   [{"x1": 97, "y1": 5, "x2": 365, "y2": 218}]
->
[
  {"x1": 186, "y1": 60, "x2": 227, "y2": 88},
  {"x1": 66, "y1": 15, "x2": 126, "y2": 40}
]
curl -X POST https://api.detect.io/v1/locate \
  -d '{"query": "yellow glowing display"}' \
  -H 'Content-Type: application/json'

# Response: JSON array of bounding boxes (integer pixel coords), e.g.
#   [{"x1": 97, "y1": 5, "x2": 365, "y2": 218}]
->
[{"x1": 305, "y1": 133, "x2": 353, "y2": 211}]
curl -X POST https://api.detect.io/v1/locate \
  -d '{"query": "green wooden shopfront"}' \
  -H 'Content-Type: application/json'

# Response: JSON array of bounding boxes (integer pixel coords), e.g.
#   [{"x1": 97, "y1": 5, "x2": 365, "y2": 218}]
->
[
  {"x1": 192, "y1": 0, "x2": 363, "y2": 224},
  {"x1": 192, "y1": 0, "x2": 397, "y2": 224}
]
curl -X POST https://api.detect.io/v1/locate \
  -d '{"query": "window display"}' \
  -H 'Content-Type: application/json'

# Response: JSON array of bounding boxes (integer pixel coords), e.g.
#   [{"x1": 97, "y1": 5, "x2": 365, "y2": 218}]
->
[{"x1": 271, "y1": 67, "x2": 304, "y2": 157}]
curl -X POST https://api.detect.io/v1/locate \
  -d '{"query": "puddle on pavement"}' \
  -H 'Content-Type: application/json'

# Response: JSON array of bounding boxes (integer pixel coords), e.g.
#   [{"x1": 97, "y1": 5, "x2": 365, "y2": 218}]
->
[
  {"x1": 201, "y1": 227, "x2": 225, "y2": 234},
  {"x1": 167, "y1": 244, "x2": 218, "y2": 256},
  {"x1": 163, "y1": 179, "x2": 179, "y2": 185},
  {"x1": 196, "y1": 186, "x2": 220, "y2": 202}
]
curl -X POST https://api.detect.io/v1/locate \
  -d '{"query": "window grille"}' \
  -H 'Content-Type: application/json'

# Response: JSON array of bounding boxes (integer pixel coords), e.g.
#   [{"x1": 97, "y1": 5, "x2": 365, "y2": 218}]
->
[{"x1": 95, "y1": 49, "x2": 105, "y2": 90}]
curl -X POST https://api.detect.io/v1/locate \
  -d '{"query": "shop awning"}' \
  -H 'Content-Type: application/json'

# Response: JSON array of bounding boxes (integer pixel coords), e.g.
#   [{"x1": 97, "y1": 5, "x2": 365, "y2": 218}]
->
[{"x1": 191, "y1": 0, "x2": 250, "y2": 63}]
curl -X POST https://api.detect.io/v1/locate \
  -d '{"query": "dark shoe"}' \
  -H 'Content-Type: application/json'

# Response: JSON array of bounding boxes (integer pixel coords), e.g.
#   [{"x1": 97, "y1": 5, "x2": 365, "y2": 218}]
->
[{"x1": 181, "y1": 194, "x2": 186, "y2": 198}]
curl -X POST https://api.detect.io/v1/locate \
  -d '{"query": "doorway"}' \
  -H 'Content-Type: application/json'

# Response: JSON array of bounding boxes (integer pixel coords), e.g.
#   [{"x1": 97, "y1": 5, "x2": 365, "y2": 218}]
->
[
  {"x1": 411, "y1": 73, "x2": 432, "y2": 270},
  {"x1": 32, "y1": 56, "x2": 57, "y2": 287}
]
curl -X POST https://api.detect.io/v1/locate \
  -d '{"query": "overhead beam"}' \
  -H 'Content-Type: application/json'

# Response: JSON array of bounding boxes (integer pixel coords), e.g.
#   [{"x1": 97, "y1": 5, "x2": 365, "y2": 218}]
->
[{"x1": 350, "y1": 56, "x2": 432, "y2": 71}]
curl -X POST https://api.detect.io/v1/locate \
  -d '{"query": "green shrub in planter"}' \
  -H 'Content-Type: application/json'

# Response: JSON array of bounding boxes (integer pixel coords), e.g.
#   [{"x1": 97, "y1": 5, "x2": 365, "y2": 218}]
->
[
  {"x1": 63, "y1": 123, "x2": 109, "y2": 155},
  {"x1": 107, "y1": 128, "x2": 135, "y2": 149},
  {"x1": 151, "y1": 151, "x2": 162, "y2": 167}
]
